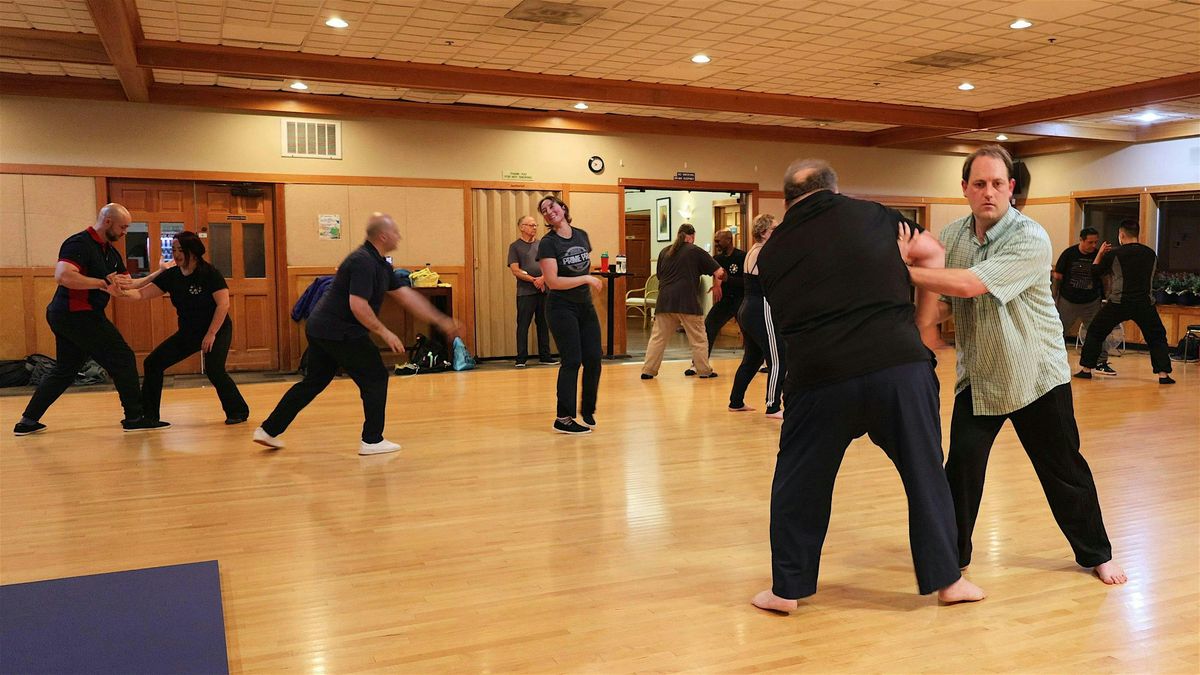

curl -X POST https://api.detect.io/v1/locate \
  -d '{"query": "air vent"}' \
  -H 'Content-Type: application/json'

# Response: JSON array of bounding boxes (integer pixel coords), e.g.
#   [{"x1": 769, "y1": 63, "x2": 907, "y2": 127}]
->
[
  {"x1": 281, "y1": 119, "x2": 341, "y2": 159},
  {"x1": 904, "y1": 50, "x2": 994, "y2": 69},
  {"x1": 505, "y1": 0, "x2": 604, "y2": 25}
]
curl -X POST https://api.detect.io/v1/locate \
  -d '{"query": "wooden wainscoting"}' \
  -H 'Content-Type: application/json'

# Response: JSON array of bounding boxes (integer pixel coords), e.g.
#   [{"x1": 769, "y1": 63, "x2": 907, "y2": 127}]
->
[
  {"x1": 284, "y1": 265, "x2": 472, "y2": 372},
  {"x1": 0, "y1": 267, "x2": 62, "y2": 360}
]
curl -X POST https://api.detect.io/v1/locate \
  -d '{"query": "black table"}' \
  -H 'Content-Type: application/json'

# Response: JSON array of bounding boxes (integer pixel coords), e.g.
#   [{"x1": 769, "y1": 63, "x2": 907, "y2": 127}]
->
[{"x1": 591, "y1": 269, "x2": 630, "y2": 359}]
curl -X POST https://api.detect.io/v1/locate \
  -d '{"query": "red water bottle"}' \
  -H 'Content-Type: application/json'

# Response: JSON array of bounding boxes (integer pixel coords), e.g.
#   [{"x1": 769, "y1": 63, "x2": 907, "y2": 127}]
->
[{"x1": 600, "y1": 252, "x2": 609, "y2": 272}]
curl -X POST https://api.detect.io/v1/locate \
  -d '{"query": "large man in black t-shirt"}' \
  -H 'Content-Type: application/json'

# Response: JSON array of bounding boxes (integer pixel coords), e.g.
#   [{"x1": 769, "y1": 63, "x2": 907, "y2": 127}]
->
[
  {"x1": 13, "y1": 203, "x2": 164, "y2": 436},
  {"x1": 1053, "y1": 227, "x2": 1116, "y2": 374},
  {"x1": 255, "y1": 213, "x2": 459, "y2": 455},
  {"x1": 749, "y1": 159, "x2": 983, "y2": 612},
  {"x1": 1077, "y1": 220, "x2": 1173, "y2": 383}
]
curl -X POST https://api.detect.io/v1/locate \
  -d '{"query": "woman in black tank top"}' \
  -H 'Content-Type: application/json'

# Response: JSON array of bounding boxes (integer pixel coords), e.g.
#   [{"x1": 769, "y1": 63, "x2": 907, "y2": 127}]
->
[{"x1": 729, "y1": 214, "x2": 786, "y2": 417}]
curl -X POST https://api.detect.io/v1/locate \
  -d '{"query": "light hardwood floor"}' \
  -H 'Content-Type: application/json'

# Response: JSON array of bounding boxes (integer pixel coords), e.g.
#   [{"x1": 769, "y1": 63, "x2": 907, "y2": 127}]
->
[{"x1": 1, "y1": 351, "x2": 1197, "y2": 673}]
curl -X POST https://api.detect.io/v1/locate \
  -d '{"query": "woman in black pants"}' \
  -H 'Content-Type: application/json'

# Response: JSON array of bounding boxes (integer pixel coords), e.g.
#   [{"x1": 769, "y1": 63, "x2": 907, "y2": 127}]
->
[
  {"x1": 536, "y1": 195, "x2": 603, "y2": 435},
  {"x1": 126, "y1": 231, "x2": 249, "y2": 425},
  {"x1": 729, "y1": 214, "x2": 786, "y2": 418}
]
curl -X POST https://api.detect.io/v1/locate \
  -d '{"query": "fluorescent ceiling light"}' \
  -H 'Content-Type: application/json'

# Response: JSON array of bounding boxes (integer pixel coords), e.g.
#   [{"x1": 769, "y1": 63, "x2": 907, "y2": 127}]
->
[
  {"x1": 958, "y1": 82, "x2": 975, "y2": 91},
  {"x1": 325, "y1": 17, "x2": 349, "y2": 29},
  {"x1": 290, "y1": 81, "x2": 309, "y2": 90},
  {"x1": 1010, "y1": 19, "x2": 1033, "y2": 29},
  {"x1": 691, "y1": 54, "x2": 711, "y2": 64},
  {"x1": 996, "y1": 134, "x2": 1008, "y2": 141},
  {"x1": 574, "y1": 102, "x2": 589, "y2": 110},
  {"x1": 1136, "y1": 111, "x2": 1162, "y2": 122}
]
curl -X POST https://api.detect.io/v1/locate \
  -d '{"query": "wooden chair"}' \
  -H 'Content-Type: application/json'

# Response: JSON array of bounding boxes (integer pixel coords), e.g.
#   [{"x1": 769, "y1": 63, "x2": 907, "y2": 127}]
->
[{"x1": 625, "y1": 274, "x2": 659, "y2": 329}]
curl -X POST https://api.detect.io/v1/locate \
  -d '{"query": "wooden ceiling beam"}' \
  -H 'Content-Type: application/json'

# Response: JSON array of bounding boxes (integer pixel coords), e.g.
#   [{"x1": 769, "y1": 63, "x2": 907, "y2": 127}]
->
[
  {"x1": 0, "y1": 28, "x2": 109, "y2": 64},
  {"x1": 134, "y1": 39, "x2": 978, "y2": 129},
  {"x1": 980, "y1": 72, "x2": 1200, "y2": 129},
  {"x1": 1136, "y1": 118, "x2": 1200, "y2": 142},
  {"x1": 0, "y1": 72, "x2": 126, "y2": 100},
  {"x1": 1009, "y1": 137, "x2": 1116, "y2": 157},
  {"x1": 83, "y1": 0, "x2": 150, "y2": 102},
  {"x1": 868, "y1": 126, "x2": 971, "y2": 147},
  {"x1": 1001, "y1": 121, "x2": 1135, "y2": 142}
]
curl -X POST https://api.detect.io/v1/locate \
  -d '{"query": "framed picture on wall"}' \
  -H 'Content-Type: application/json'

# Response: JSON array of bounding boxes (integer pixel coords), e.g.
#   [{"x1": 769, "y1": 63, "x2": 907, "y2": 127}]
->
[{"x1": 655, "y1": 197, "x2": 671, "y2": 242}]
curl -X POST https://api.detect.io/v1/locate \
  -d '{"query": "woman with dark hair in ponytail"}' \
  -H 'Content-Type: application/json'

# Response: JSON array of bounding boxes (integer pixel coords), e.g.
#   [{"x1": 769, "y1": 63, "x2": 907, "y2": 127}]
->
[
  {"x1": 125, "y1": 230, "x2": 249, "y2": 425},
  {"x1": 640, "y1": 223, "x2": 726, "y2": 379}
]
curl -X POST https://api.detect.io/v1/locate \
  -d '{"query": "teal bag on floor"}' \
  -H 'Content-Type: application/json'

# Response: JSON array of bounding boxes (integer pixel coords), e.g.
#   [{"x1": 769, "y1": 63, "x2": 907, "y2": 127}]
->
[{"x1": 451, "y1": 337, "x2": 476, "y2": 371}]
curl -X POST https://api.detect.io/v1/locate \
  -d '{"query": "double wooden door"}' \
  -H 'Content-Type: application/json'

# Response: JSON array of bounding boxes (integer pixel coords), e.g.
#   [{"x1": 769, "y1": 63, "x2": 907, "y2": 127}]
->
[{"x1": 108, "y1": 180, "x2": 278, "y2": 374}]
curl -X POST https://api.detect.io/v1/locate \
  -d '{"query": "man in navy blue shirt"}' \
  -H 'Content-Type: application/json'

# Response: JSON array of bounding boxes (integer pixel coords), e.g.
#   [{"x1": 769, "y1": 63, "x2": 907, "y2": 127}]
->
[
  {"x1": 13, "y1": 203, "x2": 165, "y2": 435},
  {"x1": 255, "y1": 213, "x2": 458, "y2": 456}
]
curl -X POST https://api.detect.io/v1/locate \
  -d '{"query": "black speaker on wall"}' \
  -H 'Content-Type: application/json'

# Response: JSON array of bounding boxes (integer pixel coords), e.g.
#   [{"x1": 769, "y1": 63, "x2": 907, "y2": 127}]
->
[{"x1": 1012, "y1": 160, "x2": 1031, "y2": 197}]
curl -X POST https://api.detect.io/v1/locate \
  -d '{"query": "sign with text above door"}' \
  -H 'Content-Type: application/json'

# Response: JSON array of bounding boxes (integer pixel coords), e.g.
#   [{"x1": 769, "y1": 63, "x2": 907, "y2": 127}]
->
[
  {"x1": 502, "y1": 171, "x2": 534, "y2": 181},
  {"x1": 674, "y1": 171, "x2": 696, "y2": 181}
]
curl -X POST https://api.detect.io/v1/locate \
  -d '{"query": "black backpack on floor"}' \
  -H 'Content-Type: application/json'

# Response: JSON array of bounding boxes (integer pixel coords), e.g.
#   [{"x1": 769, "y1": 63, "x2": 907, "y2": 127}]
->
[{"x1": 0, "y1": 360, "x2": 31, "y2": 387}]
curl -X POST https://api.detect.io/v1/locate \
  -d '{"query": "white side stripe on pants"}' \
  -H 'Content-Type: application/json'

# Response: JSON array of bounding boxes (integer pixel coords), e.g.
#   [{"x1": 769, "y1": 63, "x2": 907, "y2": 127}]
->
[{"x1": 763, "y1": 297, "x2": 781, "y2": 407}]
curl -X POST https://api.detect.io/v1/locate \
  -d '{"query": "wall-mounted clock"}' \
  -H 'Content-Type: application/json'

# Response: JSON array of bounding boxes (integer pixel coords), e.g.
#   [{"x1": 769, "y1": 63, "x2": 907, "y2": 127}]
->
[{"x1": 587, "y1": 155, "x2": 605, "y2": 174}]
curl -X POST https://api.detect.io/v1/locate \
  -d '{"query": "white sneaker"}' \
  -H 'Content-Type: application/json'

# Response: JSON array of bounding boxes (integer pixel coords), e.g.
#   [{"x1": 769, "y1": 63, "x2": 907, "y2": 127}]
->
[
  {"x1": 359, "y1": 439, "x2": 402, "y2": 456},
  {"x1": 253, "y1": 426, "x2": 285, "y2": 449}
]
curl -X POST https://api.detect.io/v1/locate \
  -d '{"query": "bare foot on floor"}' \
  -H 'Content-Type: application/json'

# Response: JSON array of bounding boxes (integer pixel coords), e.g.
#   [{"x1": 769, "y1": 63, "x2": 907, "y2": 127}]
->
[
  {"x1": 938, "y1": 576, "x2": 986, "y2": 604},
  {"x1": 752, "y1": 589, "x2": 798, "y2": 613},
  {"x1": 728, "y1": 405, "x2": 756, "y2": 412},
  {"x1": 765, "y1": 410, "x2": 784, "y2": 419},
  {"x1": 1093, "y1": 560, "x2": 1127, "y2": 585}
]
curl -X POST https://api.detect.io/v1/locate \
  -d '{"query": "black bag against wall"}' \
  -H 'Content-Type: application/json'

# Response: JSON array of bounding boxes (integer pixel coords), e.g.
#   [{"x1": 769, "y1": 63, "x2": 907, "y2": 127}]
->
[
  {"x1": 26, "y1": 354, "x2": 56, "y2": 387},
  {"x1": 1173, "y1": 333, "x2": 1200, "y2": 361},
  {"x1": 0, "y1": 360, "x2": 31, "y2": 387},
  {"x1": 22, "y1": 354, "x2": 110, "y2": 387},
  {"x1": 395, "y1": 334, "x2": 450, "y2": 375}
]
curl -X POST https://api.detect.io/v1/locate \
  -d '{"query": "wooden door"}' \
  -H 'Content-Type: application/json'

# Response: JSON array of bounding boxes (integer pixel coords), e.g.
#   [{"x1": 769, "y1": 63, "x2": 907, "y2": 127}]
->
[
  {"x1": 196, "y1": 184, "x2": 278, "y2": 371},
  {"x1": 471, "y1": 188, "x2": 562, "y2": 359},
  {"x1": 109, "y1": 180, "x2": 198, "y2": 374},
  {"x1": 624, "y1": 211, "x2": 651, "y2": 293}
]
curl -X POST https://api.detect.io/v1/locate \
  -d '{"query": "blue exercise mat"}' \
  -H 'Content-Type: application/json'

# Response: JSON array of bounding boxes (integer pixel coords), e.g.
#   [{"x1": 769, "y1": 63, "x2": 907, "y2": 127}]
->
[{"x1": 1, "y1": 560, "x2": 229, "y2": 674}]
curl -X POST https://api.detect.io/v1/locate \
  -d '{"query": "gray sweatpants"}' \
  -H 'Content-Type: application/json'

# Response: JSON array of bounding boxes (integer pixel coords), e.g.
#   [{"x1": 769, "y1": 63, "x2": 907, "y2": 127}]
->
[{"x1": 1056, "y1": 297, "x2": 1117, "y2": 363}]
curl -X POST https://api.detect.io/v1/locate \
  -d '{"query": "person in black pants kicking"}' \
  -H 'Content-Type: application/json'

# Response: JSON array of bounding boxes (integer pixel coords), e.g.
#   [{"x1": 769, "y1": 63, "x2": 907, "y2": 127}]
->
[
  {"x1": 507, "y1": 215, "x2": 555, "y2": 367},
  {"x1": 123, "y1": 231, "x2": 250, "y2": 426},
  {"x1": 254, "y1": 213, "x2": 458, "y2": 455},
  {"x1": 751, "y1": 159, "x2": 983, "y2": 612},
  {"x1": 728, "y1": 214, "x2": 785, "y2": 418},
  {"x1": 536, "y1": 195, "x2": 603, "y2": 435},
  {"x1": 1077, "y1": 220, "x2": 1174, "y2": 384},
  {"x1": 13, "y1": 203, "x2": 166, "y2": 436}
]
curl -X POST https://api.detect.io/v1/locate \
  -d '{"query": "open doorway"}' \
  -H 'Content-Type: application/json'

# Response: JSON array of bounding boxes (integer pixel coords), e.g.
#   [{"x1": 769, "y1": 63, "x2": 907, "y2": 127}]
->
[{"x1": 622, "y1": 187, "x2": 750, "y2": 357}]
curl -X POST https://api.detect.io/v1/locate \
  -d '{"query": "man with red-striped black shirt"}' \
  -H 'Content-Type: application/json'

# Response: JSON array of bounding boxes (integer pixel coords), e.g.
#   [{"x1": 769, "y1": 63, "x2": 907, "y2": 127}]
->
[{"x1": 13, "y1": 203, "x2": 166, "y2": 435}]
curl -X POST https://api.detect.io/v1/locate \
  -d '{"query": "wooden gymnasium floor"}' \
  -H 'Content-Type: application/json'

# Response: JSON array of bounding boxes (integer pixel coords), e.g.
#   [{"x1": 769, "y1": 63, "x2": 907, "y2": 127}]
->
[{"x1": 1, "y1": 350, "x2": 1197, "y2": 673}]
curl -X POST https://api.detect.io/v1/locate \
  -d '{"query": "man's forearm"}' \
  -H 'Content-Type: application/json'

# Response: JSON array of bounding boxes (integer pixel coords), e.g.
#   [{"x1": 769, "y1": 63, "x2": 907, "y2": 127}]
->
[{"x1": 908, "y1": 267, "x2": 988, "y2": 298}]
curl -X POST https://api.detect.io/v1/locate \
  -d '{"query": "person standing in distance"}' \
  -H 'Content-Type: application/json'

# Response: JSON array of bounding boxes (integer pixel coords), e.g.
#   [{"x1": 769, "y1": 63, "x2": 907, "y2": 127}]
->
[
  {"x1": 1053, "y1": 227, "x2": 1117, "y2": 375},
  {"x1": 508, "y1": 215, "x2": 555, "y2": 368}
]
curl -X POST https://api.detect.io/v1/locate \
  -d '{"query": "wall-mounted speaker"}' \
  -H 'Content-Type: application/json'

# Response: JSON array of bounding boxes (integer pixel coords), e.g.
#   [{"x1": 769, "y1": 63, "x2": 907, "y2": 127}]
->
[{"x1": 1012, "y1": 160, "x2": 1031, "y2": 196}]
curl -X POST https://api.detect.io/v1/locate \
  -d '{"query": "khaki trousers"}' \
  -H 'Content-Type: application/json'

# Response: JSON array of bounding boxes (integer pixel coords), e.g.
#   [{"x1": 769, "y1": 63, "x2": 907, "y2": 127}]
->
[{"x1": 642, "y1": 312, "x2": 712, "y2": 376}]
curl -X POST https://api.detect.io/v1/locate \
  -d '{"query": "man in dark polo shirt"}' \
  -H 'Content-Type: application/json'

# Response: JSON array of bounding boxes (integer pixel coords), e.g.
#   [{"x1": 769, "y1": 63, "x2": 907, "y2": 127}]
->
[
  {"x1": 13, "y1": 203, "x2": 165, "y2": 436},
  {"x1": 254, "y1": 212, "x2": 458, "y2": 456},
  {"x1": 1054, "y1": 227, "x2": 1116, "y2": 375},
  {"x1": 749, "y1": 159, "x2": 983, "y2": 612}
]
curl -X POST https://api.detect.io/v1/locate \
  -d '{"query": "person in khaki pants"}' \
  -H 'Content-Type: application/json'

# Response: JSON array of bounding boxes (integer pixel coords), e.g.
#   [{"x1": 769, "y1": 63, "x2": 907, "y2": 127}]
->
[{"x1": 641, "y1": 224, "x2": 727, "y2": 379}]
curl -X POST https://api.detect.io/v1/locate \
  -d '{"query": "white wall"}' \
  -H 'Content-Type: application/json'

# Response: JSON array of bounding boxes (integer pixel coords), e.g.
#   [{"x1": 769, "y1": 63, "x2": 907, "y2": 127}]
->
[
  {"x1": 1022, "y1": 137, "x2": 1200, "y2": 198},
  {"x1": 624, "y1": 189, "x2": 731, "y2": 268}
]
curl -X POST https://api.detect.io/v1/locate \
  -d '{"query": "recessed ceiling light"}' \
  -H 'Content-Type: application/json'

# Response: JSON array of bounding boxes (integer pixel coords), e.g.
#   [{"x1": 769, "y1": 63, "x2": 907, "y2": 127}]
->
[
  {"x1": 958, "y1": 82, "x2": 975, "y2": 91},
  {"x1": 996, "y1": 134, "x2": 1008, "y2": 141},
  {"x1": 691, "y1": 54, "x2": 711, "y2": 64},
  {"x1": 325, "y1": 17, "x2": 349, "y2": 29},
  {"x1": 1136, "y1": 111, "x2": 1162, "y2": 122},
  {"x1": 1010, "y1": 19, "x2": 1033, "y2": 29},
  {"x1": 290, "y1": 81, "x2": 309, "y2": 90},
  {"x1": 574, "y1": 102, "x2": 589, "y2": 110}
]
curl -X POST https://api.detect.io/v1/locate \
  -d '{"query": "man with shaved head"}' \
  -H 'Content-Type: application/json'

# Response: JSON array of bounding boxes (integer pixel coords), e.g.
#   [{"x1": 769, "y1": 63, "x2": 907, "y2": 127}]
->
[
  {"x1": 13, "y1": 203, "x2": 165, "y2": 435},
  {"x1": 255, "y1": 212, "x2": 458, "y2": 456},
  {"x1": 749, "y1": 159, "x2": 984, "y2": 612}
]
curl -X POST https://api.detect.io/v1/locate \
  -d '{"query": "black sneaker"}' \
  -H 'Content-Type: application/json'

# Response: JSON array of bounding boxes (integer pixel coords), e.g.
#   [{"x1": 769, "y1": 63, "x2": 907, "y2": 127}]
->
[
  {"x1": 122, "y1": 418, "x2": 171, "y2": 432},
  {"x1": 698, "y1": 371, "x2": 719, "y2": 379},
  {"x1": 684, "y1": 368, "x2": 697, "y2": 376},
  {"x1": 539, "y1": 358, "x2": 559, "y2": 365},
  {"x1": 553, "y1": 418, "x2": 592, "y2": 435},
  {"x1": 1094, "y1": 363, "x2": 1117, "y2": 376},
  {"x1": 13, "y1": 421, "x2": 46, "y2": 436},
  {"x1": 515, "y1": 361, "x2": 527, "y2": 368},
  {"x1": 640, "y1": 373, "x2": 654, "y2": 380},
  {"x1": 1073, "y1": 371, "x2": 1092, "y2": 380},
  {"x1": 1159, "y1": 375, "x2": 1176, "y2": 385},
  {"x1": 581, "y1": 413, "x2": 596, "y2": 428},
  {"x1": 224, "y1": 417, "x2": 249, "y2": 426}
]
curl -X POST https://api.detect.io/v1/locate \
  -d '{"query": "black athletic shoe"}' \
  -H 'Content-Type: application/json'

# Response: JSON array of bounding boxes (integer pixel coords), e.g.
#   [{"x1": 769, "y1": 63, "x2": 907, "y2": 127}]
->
[
  {"x1": 1094, "y1": 363, "x2": 1117, "y2": 376},
  {"x1": 640, "y1": 373, "x2": 654, "y2": 380},
  {"x1": 553, "y1": 418, "x2": 592, "y2": 435},
  {"x1": 1073, "y1": 370, "x2": 1093, "y2": 380},
  {"x1": 1159, "y1": 375, "x2": 1176, "y2": 385},
  {"x1": 539, "y1": 358, "x2": 559, "y2": 365},
  {"x1": 698, "y1": 371, "x2": 719, "y2": 379},
  {"x1": 581, "y1": 413, "x2": 596, "y2": 428},
  {"x1": 515, "y1": 361, "x2": 527, "y2": 368},
  {"x1": 13, "y1": 421, "x2": 46, "y2": 436},
  {"x1": 684, "y1": 368, "x2": 697, "y2": 376},
  {"x1": 122, "y1": 418, "x2": 171, "y2": 432},
  {"x1": 224, "y1": 417, "x2": 249, "y2": 426}
]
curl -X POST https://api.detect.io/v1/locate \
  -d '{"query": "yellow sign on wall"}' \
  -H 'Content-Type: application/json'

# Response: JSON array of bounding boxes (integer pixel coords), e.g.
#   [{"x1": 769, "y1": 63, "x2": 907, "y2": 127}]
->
[{"x1": 501, "y1": 171, "x2": 534, "y2": 181}]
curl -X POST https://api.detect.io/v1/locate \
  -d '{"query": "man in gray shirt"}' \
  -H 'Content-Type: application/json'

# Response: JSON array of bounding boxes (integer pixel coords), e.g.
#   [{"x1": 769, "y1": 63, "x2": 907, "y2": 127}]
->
[
  {"x1": 508, "y1": 215, "x2": 555, "y2": 367},
  {"x1": 901, "y1": 145, "x2": 1126, "y2": 586}
]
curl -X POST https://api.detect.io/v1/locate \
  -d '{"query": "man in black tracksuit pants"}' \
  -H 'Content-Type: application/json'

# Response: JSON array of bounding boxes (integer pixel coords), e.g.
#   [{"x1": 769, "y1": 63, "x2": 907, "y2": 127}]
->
[
  {"x1": 749, "y1": 160, "x2": 984, "y2": 612},
  {"x1": 13, "y1": 203, "x2": 163, "y2": 435},
  {"x1": 1078, "y1": 220, "x2": 1174, "y2": 383}
]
